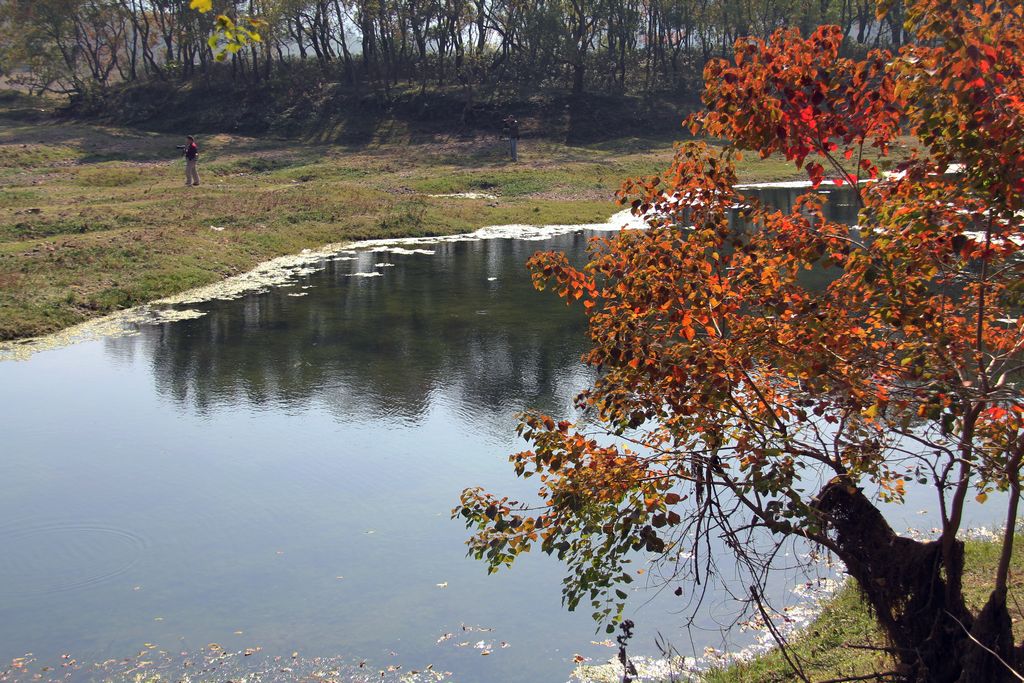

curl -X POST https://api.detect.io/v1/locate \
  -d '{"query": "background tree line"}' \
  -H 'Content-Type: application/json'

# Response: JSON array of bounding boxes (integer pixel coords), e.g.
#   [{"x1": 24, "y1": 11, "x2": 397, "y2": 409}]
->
[{"x1": 0, "y1": 0, "x2": 910, "y2": 103}]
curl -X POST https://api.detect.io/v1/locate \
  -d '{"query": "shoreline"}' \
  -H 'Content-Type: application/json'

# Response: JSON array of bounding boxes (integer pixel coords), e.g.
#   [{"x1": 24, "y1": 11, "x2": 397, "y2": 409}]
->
[
  {"x1": 0, "y1": 208, "x2": 647, "y2": 361},
  {"x1": 575, "y1": 524, "x2": 1020, "y2": 682},
  {"x1": 1, "y1": 174, "x2": 833, "y2": 362}
]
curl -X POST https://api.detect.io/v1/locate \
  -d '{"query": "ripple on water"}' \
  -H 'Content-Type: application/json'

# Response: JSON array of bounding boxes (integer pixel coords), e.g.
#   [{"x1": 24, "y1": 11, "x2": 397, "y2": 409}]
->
[{"x1": 0, "y1": 521, "x2": 148, "y2": 597}]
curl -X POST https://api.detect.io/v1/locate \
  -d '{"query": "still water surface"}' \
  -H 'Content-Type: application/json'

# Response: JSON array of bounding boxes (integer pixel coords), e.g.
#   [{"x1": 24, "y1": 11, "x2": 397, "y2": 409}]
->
[
  {"x1": 0, "y1": 228, "x2": 706, "y2": 682},
  {"x1": 0, "y1": 193, "x2": 1004, "y2": 681}
]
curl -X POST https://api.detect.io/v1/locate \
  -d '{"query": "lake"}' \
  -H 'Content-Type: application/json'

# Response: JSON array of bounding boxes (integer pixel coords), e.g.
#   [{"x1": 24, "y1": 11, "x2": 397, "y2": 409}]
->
[{"x1": 0, "y1": 194, "x2": 1005, "y2": 682}]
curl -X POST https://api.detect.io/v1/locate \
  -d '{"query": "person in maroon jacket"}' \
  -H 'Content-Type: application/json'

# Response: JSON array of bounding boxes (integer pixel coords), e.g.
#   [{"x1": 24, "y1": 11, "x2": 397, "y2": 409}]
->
[
  {"x1": 501, "y1": 116, "x2": 520, "y2": 162},
  {"x1": 183, "y1": 135, "x2": 200, "y2": 186}
]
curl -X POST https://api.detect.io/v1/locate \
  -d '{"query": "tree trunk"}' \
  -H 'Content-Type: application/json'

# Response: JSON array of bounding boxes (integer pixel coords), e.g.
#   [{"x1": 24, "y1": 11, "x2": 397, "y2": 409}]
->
[
  {"x1": 571, "y1": 59, "x2": 585, "y2": 95},
  {"x1": 814, "y1": 481, "x2": 1018, "y2": 682},
  {"x1": 958, "y1": 589, "x2": 1017, "y2": 683}
]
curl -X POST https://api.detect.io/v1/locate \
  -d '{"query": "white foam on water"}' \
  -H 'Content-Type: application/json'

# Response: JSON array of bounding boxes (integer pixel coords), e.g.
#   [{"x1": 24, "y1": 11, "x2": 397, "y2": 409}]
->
[
  {"x1": 0, "y1": 309, "x2": 207, "y2": 362},
  {"x1": 370, "y1": 246, "x2": 437, "y2": 255},
  {"x1": 427, "y1": 192, "x2": 499, "y2": 200},
  {"x1": 734, "y1": 179, "x2": 818, "y2": 190},
  {"x1": 735, "y1": 177, "x2": 878, "y2": 190}
]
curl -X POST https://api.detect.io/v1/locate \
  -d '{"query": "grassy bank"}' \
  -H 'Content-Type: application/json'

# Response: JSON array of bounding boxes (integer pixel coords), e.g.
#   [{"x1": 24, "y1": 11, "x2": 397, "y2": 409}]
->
[
  {"x1": 703, "y1": 535, "x2": 1024, "y2": 682},
  {"x1": 0, "y1": 89, "x2": 805, "y2": 341}
]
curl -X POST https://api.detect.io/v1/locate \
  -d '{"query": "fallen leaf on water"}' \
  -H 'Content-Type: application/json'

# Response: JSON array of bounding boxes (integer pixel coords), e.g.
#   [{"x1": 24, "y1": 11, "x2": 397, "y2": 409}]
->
[
  {"x1": 480, "y1": 650, "x2": 491, "y2": 656},
  {"x1": 244, "y1": 647, "x2": 260, "y2": 656},
  {"x1": 207, "y1": 643, "x2": 222, "y2": 651},
  {"x1": 500, "y1": 642, "x2": 510, "y2": 648},
  {"x1": 460, "y1": 624, "x2": 493, "y2": 632},
  {"x1": 436, "y1": 633, "x2": 454, "y2": 643},
  {"x1": 573, "y1": 654, "x2": 589, "y2": 664},
  {"x1": 435, "y1": 582, "x2": 448, "y2": 588}
]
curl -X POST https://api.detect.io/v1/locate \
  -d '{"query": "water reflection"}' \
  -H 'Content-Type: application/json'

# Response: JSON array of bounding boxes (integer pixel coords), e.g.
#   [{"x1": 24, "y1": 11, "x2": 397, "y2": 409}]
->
[
  {"x1": 121, "y1": 236, "x2": 593, "y2": 427},
  {"x1": 2, "y1": 230, "x2": 632, "y2": 683},
  {"x1": 120, "y1": 183, "x2": 862, "y2": 424}
]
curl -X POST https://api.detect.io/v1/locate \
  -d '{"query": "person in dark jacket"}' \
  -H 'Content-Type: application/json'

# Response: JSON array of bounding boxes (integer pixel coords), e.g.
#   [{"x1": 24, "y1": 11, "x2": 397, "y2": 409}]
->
[
  {"x1": 502, "y1": 116, "x2": 520, "y2": 162},
  {"x1": 183, "y1": 135, "x2": 200, "y2": 186}
]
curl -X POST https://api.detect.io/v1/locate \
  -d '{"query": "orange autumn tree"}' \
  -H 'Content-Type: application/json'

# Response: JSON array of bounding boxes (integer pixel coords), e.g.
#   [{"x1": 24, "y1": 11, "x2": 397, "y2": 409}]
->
[{"x1": 455, "y1": 0, "x2": 1024, "y2": 680}]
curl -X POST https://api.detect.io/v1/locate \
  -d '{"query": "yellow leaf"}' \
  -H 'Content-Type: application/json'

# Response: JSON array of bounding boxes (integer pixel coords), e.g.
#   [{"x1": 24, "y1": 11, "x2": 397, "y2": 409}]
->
[
  {"x1": 190, "y1": 0, "x2": 212, "y2": 12},
  {"x1": 976, "y1": 492, "x2": 988, "y2": 503}
]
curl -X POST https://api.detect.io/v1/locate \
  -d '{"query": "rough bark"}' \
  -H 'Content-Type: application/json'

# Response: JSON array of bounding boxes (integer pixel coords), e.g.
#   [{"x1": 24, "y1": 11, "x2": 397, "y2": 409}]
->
[
  {"x1": 812, "y1": 480, "x2": 1013, "y2": 682},
  {"x1": 957, "y1": 589, "x2": 1018, "y2": 683}
]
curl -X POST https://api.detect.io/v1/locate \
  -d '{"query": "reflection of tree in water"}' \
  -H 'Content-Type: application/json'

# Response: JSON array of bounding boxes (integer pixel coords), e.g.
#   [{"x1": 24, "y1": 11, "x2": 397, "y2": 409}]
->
[{"x1": 133, "y1": 233, "x2": 596, "y2": 425}]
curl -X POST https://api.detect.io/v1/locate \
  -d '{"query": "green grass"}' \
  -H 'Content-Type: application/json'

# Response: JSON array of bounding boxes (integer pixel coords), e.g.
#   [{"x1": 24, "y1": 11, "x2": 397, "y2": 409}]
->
[
  {"x1": 205, "y1": 155, "x2": 305, "y2": 176},
  {"x1": 411, "y1": 169, "x2": 556, "y2": 196},
  {"x1": 0, "y1": 143, "x2": 80, "y2": 169},
  {"x1": 0, "y1": 188, "x2": 42, "y2": 208},
  {"x1": 703, "y1": 536, "x2": 1024, "y2": 682},
  {"x1": 72, "y1": 165, "x2": 147, "y2": 187}
]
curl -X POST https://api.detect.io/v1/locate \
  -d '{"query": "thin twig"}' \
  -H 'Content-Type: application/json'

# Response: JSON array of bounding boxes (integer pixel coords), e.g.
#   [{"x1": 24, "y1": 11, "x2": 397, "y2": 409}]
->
[
  {"x1": 750, "y1": 586, "x2": 811, "y2": 683},
  {"x1": 816, "y1": 673, "x2": 901, "y2": 683}
]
